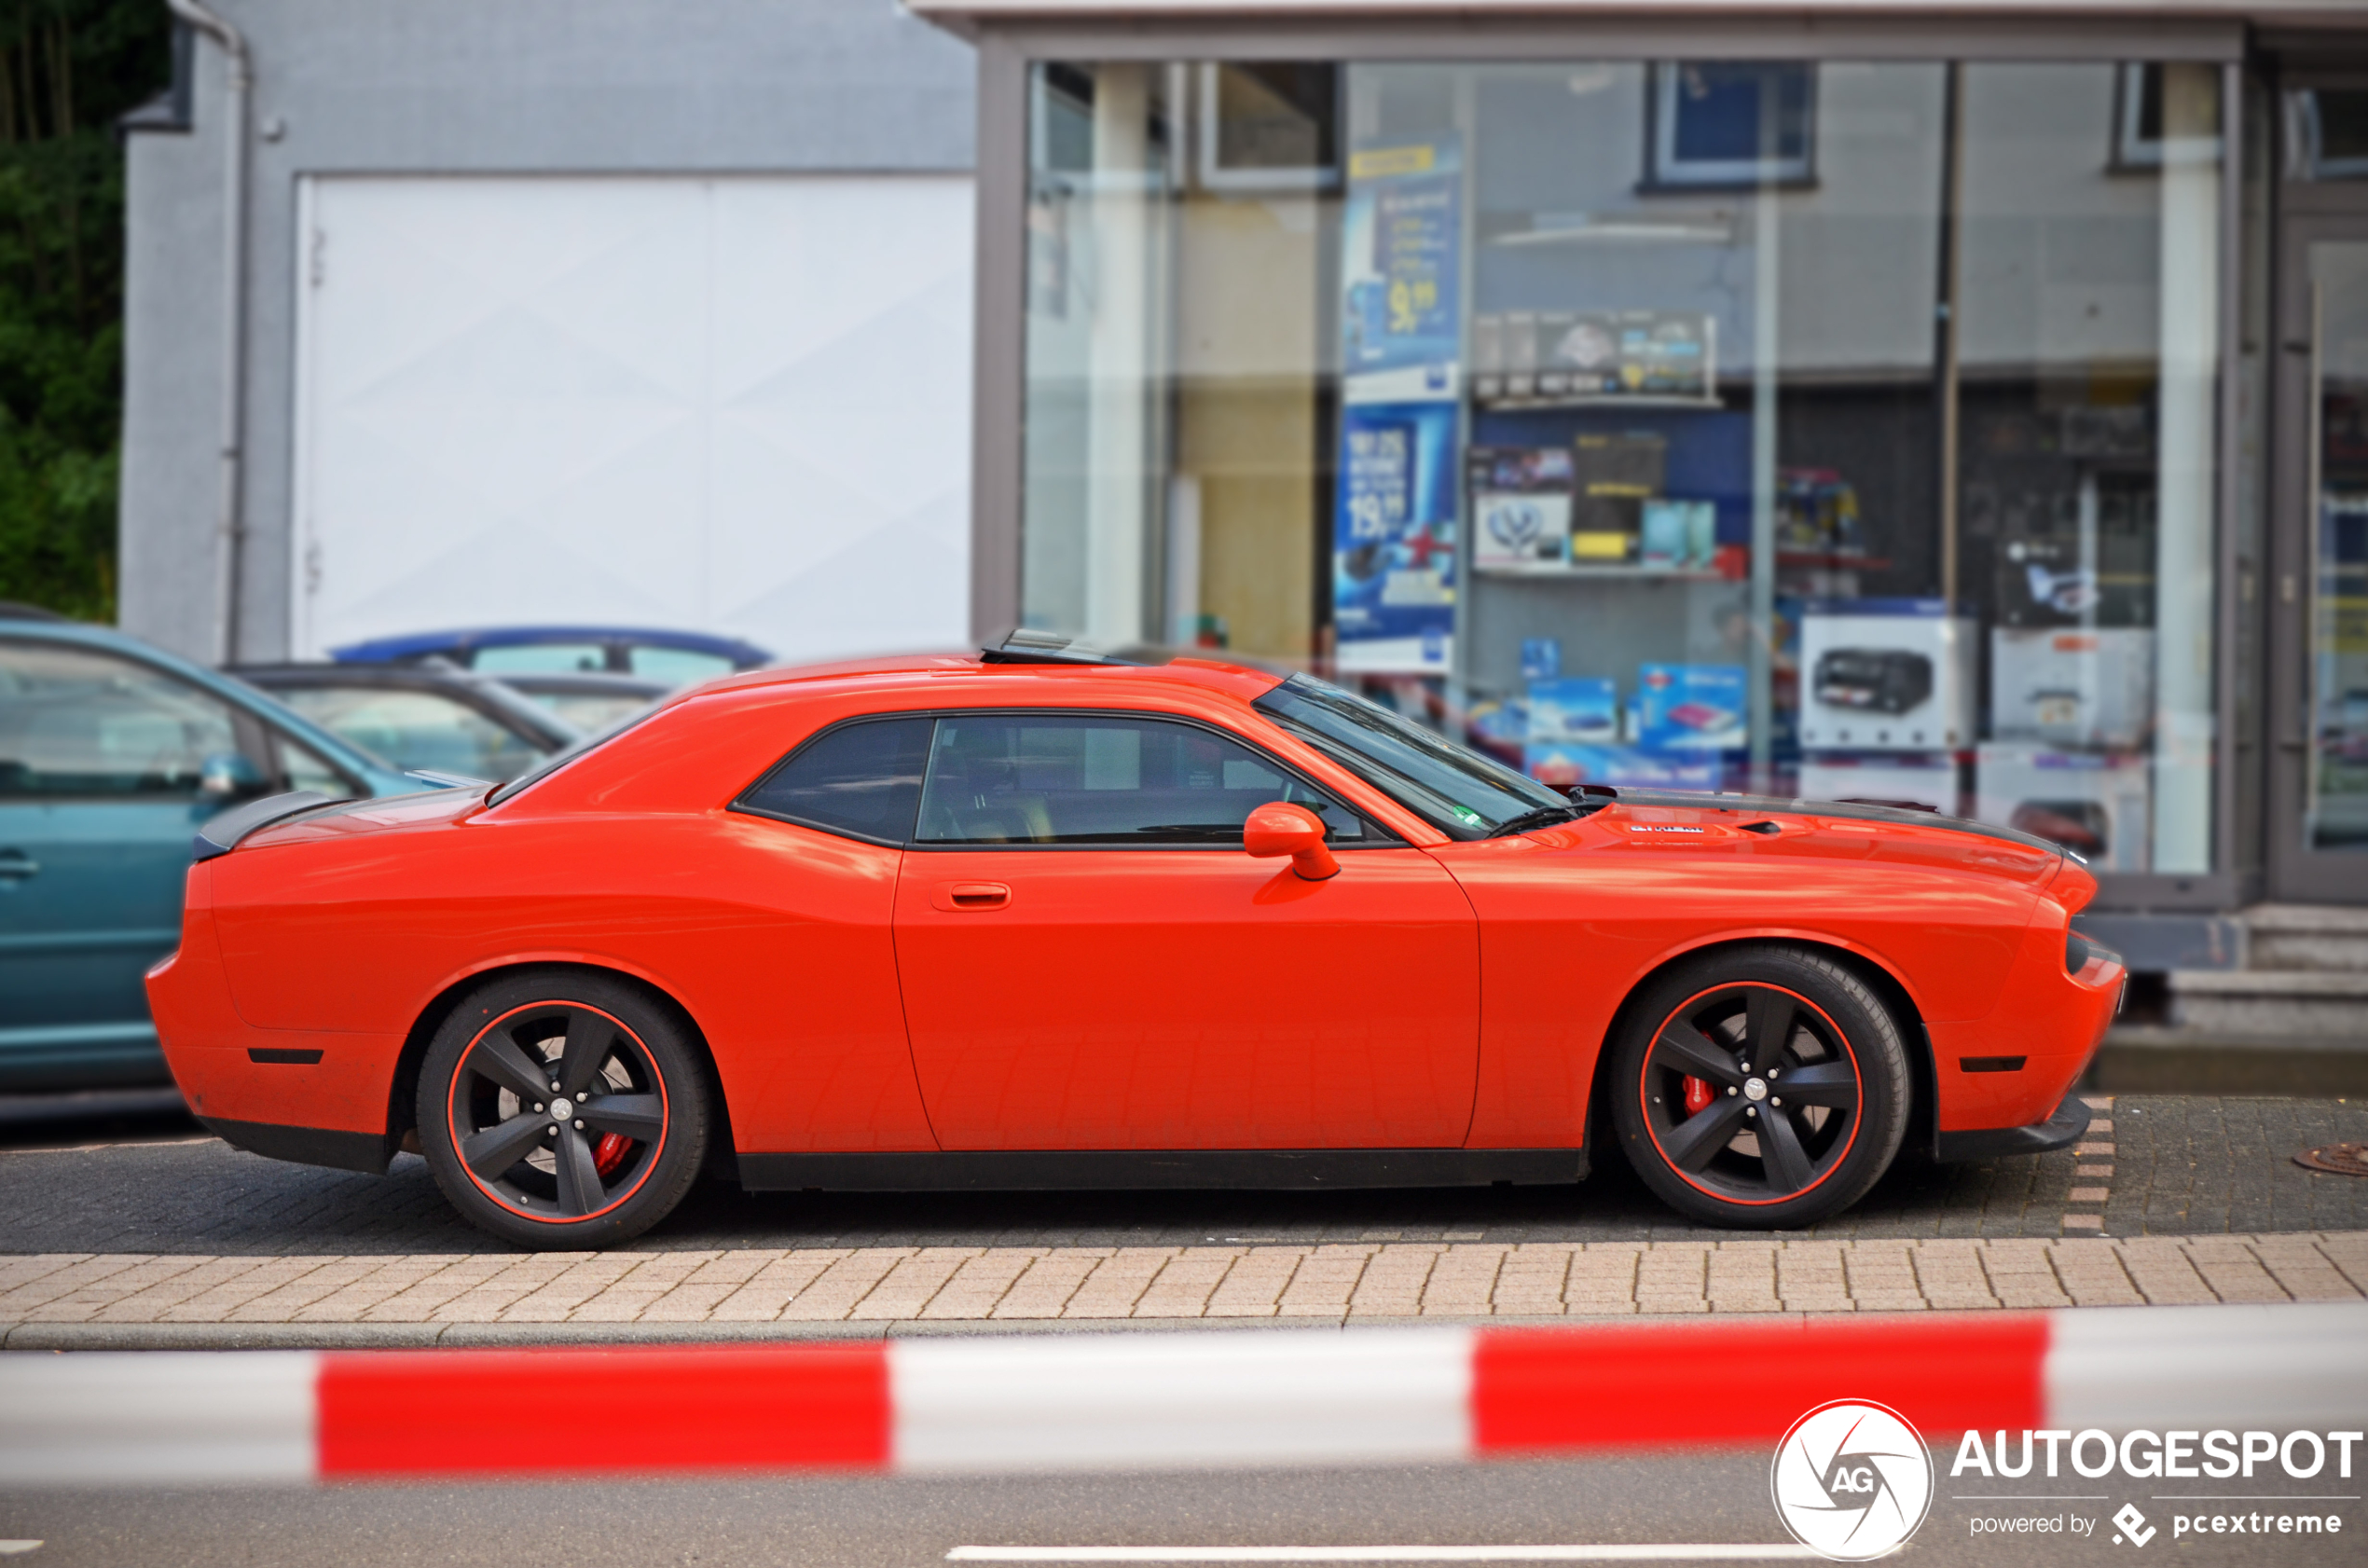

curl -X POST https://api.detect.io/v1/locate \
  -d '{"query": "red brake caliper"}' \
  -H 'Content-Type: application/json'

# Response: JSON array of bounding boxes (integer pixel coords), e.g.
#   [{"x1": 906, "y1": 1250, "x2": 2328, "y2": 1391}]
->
[
  {"x1": 1683, "y1": 1077, "x2": 1714, "y2": 1116},
  {"x1": 593, "y1": 1134, "x2": 633, "y2": 1176}
]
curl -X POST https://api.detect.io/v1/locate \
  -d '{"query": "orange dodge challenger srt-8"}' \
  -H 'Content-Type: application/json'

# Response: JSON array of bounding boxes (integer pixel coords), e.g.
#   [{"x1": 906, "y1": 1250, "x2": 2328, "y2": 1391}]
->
[{"x1": 149, "y1": 645, "x2": 2123, "y2": 1246}]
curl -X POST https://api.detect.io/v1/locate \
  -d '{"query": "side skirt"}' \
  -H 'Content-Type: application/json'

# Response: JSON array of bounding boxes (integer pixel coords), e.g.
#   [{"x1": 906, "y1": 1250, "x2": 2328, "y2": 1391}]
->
[
  {"x1": 735, "y1": 1148, "x2": 1588, "y2": 1193},
  {"x1": 200, "y1": 1115, "x2": 393, "y2": 1176}
]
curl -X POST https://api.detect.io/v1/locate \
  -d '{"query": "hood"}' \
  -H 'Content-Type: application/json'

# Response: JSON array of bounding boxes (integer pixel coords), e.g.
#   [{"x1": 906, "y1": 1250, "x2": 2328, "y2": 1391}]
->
[{"x1": 1573, "y1": 788, "x2": 2073, "y2": 895}]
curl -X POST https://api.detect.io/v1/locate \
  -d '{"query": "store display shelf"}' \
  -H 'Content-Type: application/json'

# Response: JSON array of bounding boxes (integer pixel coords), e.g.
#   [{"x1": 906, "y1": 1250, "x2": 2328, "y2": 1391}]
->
[
  {"x1": 1475, "y1": 562, "x2": 1728, "y2": 582},
  {"x1": 1777, "y1": 550, "x2": 1893, "y2": 570},
  {"x1": 1472, "y1": 393, "x2": 1723, "y2": 413}
]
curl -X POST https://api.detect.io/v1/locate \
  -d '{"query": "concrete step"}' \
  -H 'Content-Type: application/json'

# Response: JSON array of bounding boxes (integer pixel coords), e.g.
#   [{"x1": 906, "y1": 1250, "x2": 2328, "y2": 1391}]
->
[
  {"x1": 2091, "y1": 1026, "x2": 2368, "y2": 1093},
  {"x1": 2241, "y1": 903, "x2": 2368, "y2": 972},
  {"x1": 2167, "y1": 967, "x2": 2368, "y2": 1038}
]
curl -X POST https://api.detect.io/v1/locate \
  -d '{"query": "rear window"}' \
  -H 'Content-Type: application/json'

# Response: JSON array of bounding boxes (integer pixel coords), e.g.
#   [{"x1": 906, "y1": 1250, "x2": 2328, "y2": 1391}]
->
[{"x1": 475, "y1": 643, "x2": 611, "y2": 675}]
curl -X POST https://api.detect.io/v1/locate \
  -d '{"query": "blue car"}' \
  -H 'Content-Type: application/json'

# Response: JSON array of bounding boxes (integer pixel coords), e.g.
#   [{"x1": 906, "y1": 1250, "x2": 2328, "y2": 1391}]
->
[
  {"x1": 0, "y1": 614, "x2": 419, "y2": 1092},
  {"x1": 328, "y1": 626, "x2": 771, "y2": 684}
]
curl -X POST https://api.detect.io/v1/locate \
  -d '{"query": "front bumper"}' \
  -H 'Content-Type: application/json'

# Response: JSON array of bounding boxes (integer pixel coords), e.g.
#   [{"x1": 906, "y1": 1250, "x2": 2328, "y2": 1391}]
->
[{"x1": 1934, "y1": 1093, "x2": 2092, "y2": 1163}]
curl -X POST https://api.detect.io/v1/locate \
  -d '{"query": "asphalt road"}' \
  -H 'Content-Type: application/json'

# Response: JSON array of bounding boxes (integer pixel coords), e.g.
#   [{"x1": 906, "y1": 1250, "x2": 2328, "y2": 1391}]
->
[
  {"x1": 0, "y1": 1094, "x2": 2362, "y2": 1255},
  {"x1": 0, "y1": 1449, "x2": 2354, "y2": 1568}
]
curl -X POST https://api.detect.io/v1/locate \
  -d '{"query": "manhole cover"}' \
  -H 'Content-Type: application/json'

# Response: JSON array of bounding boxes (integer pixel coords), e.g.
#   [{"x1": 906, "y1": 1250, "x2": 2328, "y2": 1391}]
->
[{"x1": 2294, "y1": 1143, "x2": 2368, "y2": 1177}]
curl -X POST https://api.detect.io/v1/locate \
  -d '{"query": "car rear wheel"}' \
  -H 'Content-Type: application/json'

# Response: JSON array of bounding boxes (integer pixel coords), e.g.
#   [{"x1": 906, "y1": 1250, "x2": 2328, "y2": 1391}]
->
[
  {"x1": 1608, "y1": 945, "x2": 1910, "y2": 1230},
  {"x1": 418, "y1": 970, "x2": 709, "y2": 1248}
]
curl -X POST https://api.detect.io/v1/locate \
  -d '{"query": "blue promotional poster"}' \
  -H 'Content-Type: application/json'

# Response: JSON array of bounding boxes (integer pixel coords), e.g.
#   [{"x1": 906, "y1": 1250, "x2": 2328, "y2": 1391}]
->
[
  {"x1": 1336, "y1": 131, "x2": 1463, "y2": 672},
  {"x1": 1340, "y1": 134, "x2": 1464, "y2": 399},
  {"x1": 1335, "y1": 402, "x2": 1458, "y2": 673}
]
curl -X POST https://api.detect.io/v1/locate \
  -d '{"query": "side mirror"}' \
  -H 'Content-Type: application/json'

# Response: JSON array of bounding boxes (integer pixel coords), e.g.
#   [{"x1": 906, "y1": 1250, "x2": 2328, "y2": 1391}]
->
[
  {"x1": 199, "y1": 750, "x2": 266, "y2": 802},
  {"x1": 1244, "y1": 801, "x2": 1339, "y2": 882}
]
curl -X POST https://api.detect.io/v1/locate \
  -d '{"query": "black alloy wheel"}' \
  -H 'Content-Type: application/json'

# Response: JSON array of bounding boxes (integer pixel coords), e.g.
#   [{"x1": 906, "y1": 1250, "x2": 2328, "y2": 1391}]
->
[
  {"x1": 419, "y1": 970, "x2": 709, "y2": 1248},
  {"x1": 1609, "y1": 945, "x2": 1909, "y2": 1230}
]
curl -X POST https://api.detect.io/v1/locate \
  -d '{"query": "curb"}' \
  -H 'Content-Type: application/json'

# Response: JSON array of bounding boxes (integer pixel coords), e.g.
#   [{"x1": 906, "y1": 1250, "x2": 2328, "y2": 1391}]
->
[
  {"x1": 3, "y1": 1302, "x2": 2363, "y2": 1486},
  {"x1": 0, "y1": 1314, "x2": 1702, "y2": 1352}
]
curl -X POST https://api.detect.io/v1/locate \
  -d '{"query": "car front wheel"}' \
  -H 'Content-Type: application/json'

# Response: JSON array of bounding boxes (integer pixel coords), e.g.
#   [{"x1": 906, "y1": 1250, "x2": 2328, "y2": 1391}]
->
[
  {"x1": 1608, "y1": 945, "x2": 1909, "y2": 1230},
  {"x1": 418, "y1": 970, "x2": 709, "y2": 1248}
]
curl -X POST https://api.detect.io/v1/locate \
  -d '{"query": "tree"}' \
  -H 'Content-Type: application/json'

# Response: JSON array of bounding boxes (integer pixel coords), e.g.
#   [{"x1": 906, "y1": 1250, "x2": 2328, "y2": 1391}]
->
[{"x1": 0, "y1": 0, "x2": 171, "y2": 620}]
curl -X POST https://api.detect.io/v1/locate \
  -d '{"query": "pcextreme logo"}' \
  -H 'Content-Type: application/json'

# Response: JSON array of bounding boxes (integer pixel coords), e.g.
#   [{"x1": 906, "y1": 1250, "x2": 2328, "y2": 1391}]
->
[{"x1": 1770, "y1": 1399, "x2": 1936, "y2": 1561}]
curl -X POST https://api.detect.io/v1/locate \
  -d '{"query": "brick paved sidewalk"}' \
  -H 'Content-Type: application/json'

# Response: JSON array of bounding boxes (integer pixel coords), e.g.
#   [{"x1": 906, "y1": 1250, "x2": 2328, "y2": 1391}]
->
[{"x1": 4, "y1": 1231, "x2": 2361, "y2": 1342}]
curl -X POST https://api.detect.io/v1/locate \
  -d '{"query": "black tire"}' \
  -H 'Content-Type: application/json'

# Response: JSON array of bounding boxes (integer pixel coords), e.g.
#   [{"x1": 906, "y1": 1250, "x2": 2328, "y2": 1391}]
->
[
  {"x1": 1608, "y1": 944, "x2": 1910, "y2": 1230},
  {"x1": 418, "y1": 970, "x2": 710, "y2": 1249}
]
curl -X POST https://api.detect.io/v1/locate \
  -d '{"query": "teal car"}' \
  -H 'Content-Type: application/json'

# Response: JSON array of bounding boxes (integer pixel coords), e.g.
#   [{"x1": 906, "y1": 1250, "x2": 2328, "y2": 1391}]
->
[{"x1": 0, "y1": 614, "x2": 419, "y2": 1091}]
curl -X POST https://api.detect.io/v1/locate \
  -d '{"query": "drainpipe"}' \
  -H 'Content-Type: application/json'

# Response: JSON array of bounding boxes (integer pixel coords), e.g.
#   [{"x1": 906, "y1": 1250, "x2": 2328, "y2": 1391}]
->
[{"x1": 165, "y1": 0, "x2": 251, "y2": 666}]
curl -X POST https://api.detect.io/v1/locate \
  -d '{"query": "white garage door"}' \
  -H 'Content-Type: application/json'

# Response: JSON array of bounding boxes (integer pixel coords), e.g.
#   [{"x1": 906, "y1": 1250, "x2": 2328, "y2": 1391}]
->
[{"x1": 291, "y1": 175, "x2": 973, "y2": 664}]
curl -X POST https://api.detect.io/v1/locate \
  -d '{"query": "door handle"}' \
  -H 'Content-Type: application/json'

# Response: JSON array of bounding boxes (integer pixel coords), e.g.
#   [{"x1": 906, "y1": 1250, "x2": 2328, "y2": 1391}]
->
[
  {"x1": 931, "y1": 881, "x2": 1011, "y2": 913},
  {"x1": 0, "y1": 851, "x2": 38, "y2": 880}
]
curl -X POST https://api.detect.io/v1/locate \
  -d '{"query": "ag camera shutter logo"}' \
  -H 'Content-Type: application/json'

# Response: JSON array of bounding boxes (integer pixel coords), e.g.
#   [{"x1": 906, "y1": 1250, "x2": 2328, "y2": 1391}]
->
[{"x1": 1770, "y1": 1399, "x2": 1935, "y2": 1561}]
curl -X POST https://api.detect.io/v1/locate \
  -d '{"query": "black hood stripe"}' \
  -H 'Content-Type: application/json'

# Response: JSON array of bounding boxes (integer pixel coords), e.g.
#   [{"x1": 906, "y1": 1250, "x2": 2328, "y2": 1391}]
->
[{"x1": 1601, "y1": 789, "x2": 2069, "y2": 859}]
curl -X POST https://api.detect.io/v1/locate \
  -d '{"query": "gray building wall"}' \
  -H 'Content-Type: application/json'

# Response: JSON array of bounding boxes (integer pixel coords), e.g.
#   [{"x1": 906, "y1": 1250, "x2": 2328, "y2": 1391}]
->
[{"x1": 121, "y1": 0, "x2": 976, "y2": 663}]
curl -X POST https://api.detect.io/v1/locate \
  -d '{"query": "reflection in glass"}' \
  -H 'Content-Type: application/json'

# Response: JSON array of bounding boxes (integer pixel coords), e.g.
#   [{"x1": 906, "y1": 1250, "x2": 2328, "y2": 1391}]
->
[
  {"x1": 1012, "y1": 55, "x2": 2223, "y2": 878},
  {"x1": 2309, "y1": 242, "x2": 2368, "y2": 850}
]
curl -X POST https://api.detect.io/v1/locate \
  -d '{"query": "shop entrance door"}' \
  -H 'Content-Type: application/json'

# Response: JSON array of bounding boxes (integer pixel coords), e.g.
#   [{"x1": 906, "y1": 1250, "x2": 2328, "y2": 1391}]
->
[{"x1": 2271, "y1": 211, "x2": 2368, "y2": 901}]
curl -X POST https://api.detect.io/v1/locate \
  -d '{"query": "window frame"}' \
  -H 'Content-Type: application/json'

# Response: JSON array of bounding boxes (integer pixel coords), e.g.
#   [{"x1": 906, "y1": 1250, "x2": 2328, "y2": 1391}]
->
[
  {"x1": 1641, "y1": 61, "x2": 1818, "y2": 193},
  {"x1": 730, "y1": 707, "x2": 1401, "y2": 853}
]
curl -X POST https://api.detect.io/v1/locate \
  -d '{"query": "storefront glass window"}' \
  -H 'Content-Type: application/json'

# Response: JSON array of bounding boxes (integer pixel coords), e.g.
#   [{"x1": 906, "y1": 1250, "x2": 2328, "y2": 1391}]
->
[{"x1": 1017, "y1": 56, "x2": 2223, "y2": 877}]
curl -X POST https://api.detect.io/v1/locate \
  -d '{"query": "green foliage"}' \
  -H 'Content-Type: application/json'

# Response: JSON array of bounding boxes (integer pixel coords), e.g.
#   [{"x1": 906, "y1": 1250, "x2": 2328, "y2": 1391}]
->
[{"x1": 0, "y1": 0, "x2": 171, "y2": 620}]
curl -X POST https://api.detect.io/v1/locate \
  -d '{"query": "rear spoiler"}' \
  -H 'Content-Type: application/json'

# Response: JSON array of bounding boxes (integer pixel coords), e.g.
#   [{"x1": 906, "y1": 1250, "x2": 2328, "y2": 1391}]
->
[{"x1": 192, "y1": 791, "x2": 336, "y2": 862}]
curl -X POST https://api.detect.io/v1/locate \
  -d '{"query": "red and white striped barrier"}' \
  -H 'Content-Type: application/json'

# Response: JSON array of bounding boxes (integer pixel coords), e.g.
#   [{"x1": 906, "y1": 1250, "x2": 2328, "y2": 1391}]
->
[{"x1": 3, "y1": 1304, "x2": 2361, "y2": 1486}]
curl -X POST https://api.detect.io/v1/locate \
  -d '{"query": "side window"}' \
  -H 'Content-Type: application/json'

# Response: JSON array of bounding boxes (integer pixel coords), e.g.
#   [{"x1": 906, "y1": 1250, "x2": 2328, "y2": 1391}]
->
[
  {"x1": 914, "y1": 713, "x2": 1364, "y2": 846},
  {"x1": 272, "y1": 732, "x2": 361, "y2": 799},
  {"x1": 736, "y1": 717, "x2": 934, "y2": 845},
  {"x1": 0, "y1": 640, "x2": 255, "y2": 800}
]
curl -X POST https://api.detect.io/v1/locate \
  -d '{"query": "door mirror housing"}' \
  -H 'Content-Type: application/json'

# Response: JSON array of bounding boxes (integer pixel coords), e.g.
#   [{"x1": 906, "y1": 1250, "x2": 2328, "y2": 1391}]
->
[{"x1": 1244, "y1": 801, "x2": 1339, "y2": 881}]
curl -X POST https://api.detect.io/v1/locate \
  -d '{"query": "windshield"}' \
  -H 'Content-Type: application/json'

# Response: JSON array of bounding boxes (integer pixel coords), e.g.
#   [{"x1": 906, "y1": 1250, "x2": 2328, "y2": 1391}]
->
[{"x1": 1253, "y1": 673, "x2": 1571, "y2": 837}]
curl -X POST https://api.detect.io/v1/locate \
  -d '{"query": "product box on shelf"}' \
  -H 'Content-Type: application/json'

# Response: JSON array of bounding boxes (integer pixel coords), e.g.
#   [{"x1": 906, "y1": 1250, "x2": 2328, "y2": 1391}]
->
[
  {"x1": 1798, "y1": 754, "x2": 1962, "y2": 815},
  {"x1": 1526, "y1": 742, "x2": 1719, "y2": 792},
  {"x1": 1798, "y1": 600, "x2": 1976, "y2": 752},
  {"x1": 1974, "y1": 743, "x2": 2152, "y2": 871},
  {"x1": 1470, "y1": 447, "x2": 1575, "y2": 569},
  {"x1": 1568, "y1": 433, "x2": 1665, "y2": 565},
  {"x1": 1527, "y1": 676, "x2": 1620, "y2": 745},
  {"x1": 1994, "y1": 532, "x2": 2155, "y2": 629},
  {"x1": 1989, "y1": 627, "x2": 2155, "y2": 750},
  {"x1": 1636, "y1": 664, "x2": 1746, "y2": 751},
  {"x1": 1641, "y1": 500, "x2": 1717, "y2": 571}
]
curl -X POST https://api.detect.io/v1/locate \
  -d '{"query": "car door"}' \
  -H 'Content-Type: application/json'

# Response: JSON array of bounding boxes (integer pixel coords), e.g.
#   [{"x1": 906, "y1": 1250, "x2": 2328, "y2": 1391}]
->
[
  {"x1": 0, "y1": 639, "x2": 333, "y2": 1088},
  {"x1": 890, "y1": 709, "x2": 1480, "y2": 1150}
]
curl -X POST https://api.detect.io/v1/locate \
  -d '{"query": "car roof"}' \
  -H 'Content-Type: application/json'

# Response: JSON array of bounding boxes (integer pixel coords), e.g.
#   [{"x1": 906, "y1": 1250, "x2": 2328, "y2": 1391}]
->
[
  {"x1": 696, "y1": 651, "x2": 1290, "y2": 705},
  {"x1": 329, "y1": 626, "x2": 773, "y2": 667},
  {"x1": 2, "y1": 620, "x2": 416, "y2": 793},
  {"x1": 489, "y1": 670, "x2": 672, "y2": 695},
  {"x1": 229, "y1": 661, "x2": 582, "y2": 745}
]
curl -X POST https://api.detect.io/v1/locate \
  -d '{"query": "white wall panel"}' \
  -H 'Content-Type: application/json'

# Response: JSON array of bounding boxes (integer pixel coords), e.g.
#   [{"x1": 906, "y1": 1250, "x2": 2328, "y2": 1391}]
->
[{"x1": 293, "y1": 174, "x2": 973, "y2": 663}]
